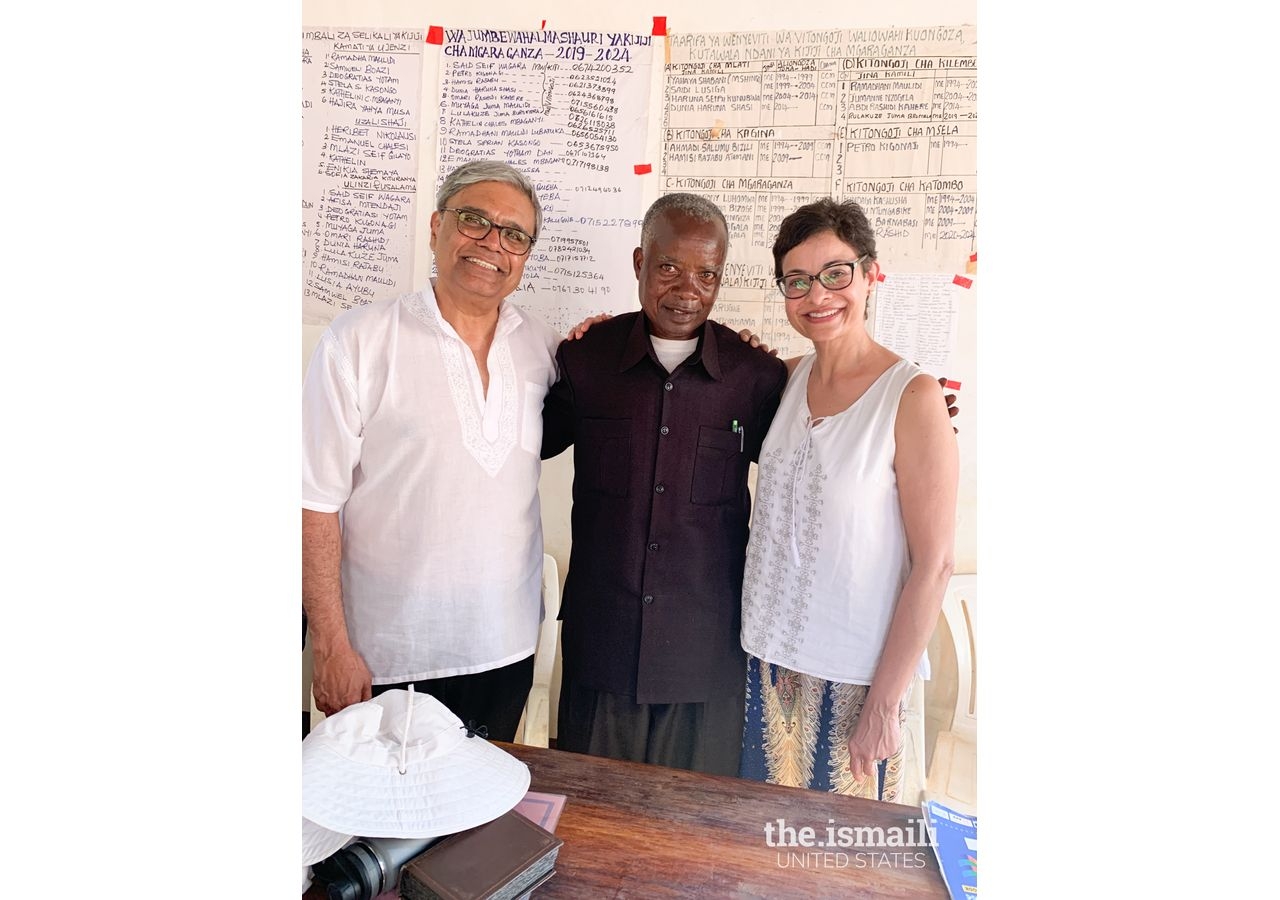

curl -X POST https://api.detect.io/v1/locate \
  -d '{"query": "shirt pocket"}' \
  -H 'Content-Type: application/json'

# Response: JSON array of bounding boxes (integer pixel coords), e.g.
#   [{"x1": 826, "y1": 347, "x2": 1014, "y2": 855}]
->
[
  {"x1": 691, "y1": 425, "x2": 745, "y2": 506},
  {"x1": 578, "y1": 417, "x2": 632, "y2": 498},
  {"x1": 520, "y1": 381, "x2": 546, "y2": 456}
]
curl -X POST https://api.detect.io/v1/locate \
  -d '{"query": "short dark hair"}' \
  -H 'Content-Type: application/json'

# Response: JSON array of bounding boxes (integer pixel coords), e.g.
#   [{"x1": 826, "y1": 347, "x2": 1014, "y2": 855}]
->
[
  {"x1": 640, "y1": 193, "x2": 728, "y2": 249},
  {"x1": 772, "y1": 198, "x2": 877, "y2": 279}
]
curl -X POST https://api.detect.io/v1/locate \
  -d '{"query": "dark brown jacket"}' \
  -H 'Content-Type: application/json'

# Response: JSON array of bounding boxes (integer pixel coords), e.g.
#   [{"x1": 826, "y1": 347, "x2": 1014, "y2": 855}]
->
[{"x1": 542, "y1": 312, "x2": 787, "y2": 703}]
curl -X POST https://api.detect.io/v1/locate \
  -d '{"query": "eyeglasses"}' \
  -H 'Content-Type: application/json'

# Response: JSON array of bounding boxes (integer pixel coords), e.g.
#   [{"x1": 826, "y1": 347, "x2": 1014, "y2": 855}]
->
[
  {"x1": 441, "y1": 208, "x2": 535, "y2": 256},
  {"x1": 775, "y1": 256, "x2": 869, "y2": 300}
]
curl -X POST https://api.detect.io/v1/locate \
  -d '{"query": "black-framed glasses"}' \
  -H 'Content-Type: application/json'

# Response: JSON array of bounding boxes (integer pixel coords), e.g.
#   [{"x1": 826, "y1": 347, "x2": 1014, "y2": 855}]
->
[
  {"x1": 441, "y1": 208, "x2": 535, "y2": 256},
  {"x1": 776, "y1": 256, "x2": 869, "y2": 300}
]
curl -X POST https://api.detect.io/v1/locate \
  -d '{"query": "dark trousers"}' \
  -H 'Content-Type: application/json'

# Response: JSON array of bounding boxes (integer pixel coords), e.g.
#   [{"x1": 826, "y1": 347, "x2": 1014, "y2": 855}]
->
[
  {"x1": 556, "y1": 678, "x2": 746, "y2": 776},
  {"x1": 371, "y1": 655, "x2": 535, "y2": 743}
]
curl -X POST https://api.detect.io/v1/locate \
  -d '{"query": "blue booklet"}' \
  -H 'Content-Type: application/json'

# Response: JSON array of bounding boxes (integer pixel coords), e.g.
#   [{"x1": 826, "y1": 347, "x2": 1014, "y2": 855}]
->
[{"x1": 922, "y1": 799, "x2": 977, "y2": 899}]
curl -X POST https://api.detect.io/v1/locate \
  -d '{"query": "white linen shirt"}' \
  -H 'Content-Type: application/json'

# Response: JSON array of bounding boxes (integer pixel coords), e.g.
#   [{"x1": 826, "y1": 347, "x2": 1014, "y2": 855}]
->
[
  {"x1": 740, "y1": 356, "x2": 930, "y2": 685},
  {"x1": 302, "y1": 284, "x2": 560, "y2": 683}
]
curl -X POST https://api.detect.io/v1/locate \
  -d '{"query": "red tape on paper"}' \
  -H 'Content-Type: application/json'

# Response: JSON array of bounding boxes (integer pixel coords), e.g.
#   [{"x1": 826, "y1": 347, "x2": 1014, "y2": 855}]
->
[
  {"x1": 653, "y1": 16, "x2": 667, "y2": 36},
  {"x1": 876, "y1": 272, "x2": 886, "y2": 282},
  {"x1": 945, "y1": 380, "x2": 962, "y2": 391},
  {"x1": 426, "y1": 26, "x2": 443, "y2": 44},
  {"x1": 953, "y1": 275, "x2": 973, "y2": 289},
  {"x1": 634, "y1": 163, "x2": 652, "y2": 175},
  {"x1": 969, "y1": 252, "x2": 977, "y2": 262}
]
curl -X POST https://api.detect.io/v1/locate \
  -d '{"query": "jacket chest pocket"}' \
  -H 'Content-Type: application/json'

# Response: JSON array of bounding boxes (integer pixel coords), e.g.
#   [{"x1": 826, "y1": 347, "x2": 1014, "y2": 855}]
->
[
  {"x1": 691, "y1": 425, "x2": 746, "y2": 506},
  {"x1": 578, "y1": 418, "x2": 632, "y2": 498}
]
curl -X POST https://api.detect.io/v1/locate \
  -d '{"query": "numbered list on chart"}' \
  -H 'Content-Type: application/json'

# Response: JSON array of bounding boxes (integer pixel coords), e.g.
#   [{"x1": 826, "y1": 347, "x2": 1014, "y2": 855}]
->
[
  {"x1": 302, "y1": 28, "x2": 425, "y2": 323},
  {"x1": 435, "y1": 29, "x2": 652, "y2": 335},
  {"x1": 660, "y1": 25, "x2": 976, "y2": 359}
]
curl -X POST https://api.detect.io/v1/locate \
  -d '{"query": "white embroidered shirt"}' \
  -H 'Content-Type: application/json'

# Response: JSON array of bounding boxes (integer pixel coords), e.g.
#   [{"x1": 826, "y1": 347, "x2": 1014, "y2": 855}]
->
[
  {"x1": 741, "y1": 356, "x2": 930, "y2": 685},
  {"x1": 302, "y1": 284, "x2": 560, "y2": 682}
]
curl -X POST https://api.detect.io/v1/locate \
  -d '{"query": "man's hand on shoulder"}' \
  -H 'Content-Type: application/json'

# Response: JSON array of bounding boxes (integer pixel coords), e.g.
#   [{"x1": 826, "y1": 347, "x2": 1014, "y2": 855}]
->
[
  {"x1": 565, "y1": 312, "x2": 612, "y2": 341},
  {"x1": 736, "y1": 327, "x2": 780, "y2": 357},
  {"x1": 937, "y1": 376, "x2": 959, "y2": 434}
]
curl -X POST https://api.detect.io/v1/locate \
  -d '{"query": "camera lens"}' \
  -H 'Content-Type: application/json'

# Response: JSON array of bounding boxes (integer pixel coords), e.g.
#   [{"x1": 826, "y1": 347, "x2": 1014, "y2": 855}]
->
[
  {"x1": 312, "y1": 835, "x2": 438, "y2": 900},
  {"x1": 313, "y1": 842, "x2": 382, "y2": 900}
]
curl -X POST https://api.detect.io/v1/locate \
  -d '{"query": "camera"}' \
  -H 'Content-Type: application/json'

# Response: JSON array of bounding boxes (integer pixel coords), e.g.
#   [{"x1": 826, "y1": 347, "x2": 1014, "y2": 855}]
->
[{"x1": 311, "y1": 835, "x2": 440, "y2": 900}]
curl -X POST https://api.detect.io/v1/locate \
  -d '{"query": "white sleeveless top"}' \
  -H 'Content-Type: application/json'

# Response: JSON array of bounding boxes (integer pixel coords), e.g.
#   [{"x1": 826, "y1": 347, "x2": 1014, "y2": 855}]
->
[{"x1": 741, "y1": 355, "x2": 930, "y2": 685}]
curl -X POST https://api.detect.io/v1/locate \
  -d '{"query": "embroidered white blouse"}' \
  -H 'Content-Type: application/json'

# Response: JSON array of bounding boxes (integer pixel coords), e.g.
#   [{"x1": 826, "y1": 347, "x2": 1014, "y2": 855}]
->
[
  {"x1": 302, "y1": 284, "x2": 560, "y2": 683},
  {"x1": 740, "y1": 355, "x2": 930, "y2": 685}
]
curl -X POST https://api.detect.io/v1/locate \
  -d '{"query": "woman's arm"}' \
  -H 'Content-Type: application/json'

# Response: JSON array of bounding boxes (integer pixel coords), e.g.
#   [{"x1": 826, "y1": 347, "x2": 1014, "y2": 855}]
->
[{"x1": 846, "y1": 372, "x2": 959, "y2": 783}]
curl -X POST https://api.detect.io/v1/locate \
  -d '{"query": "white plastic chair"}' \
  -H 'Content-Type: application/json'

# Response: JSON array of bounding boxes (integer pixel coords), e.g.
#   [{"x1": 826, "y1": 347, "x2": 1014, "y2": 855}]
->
[
  {"x1": 925, "y1": 574, "x2": 977, "y2": 814},
  {"x1": 897, "y1": 673, "x2": 928, "y2": 806},
  {"x1": 514, "y1": 554, "x2": 561, "y2": 746}
]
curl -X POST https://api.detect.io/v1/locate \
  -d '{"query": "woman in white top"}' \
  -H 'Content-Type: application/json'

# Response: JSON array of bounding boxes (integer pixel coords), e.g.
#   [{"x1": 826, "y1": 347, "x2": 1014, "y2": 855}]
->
[{"x1": 738, "y1": 199, "x2": 958, "y2": 799}]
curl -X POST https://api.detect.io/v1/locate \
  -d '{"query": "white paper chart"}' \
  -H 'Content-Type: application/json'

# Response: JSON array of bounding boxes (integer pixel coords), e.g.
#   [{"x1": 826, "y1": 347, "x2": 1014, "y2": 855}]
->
[
  {"x1": 302, "y1": 28, "x2": 426, "y2": 324},
  {"x1": 434, "y1": 28, "x2": 654, "y2": 335},
  {"x1": 872, "y1": 273, "x2": 962, "y2": 374},
  {"x1": 660, "y1": 25, "x2": 975, "y2": 361}
]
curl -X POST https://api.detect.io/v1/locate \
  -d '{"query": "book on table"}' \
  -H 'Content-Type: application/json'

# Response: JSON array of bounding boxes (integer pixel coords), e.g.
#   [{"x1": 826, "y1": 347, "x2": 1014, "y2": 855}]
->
[
  {"x1": 921, "y1": 799, "x2": 977, "y2": 900},
  {"x1": 512, "y1": 791, "x2": 567, "y2": 833},
  {"x1": 398, "y1": 807, "x2": 564, "y2": 900}
]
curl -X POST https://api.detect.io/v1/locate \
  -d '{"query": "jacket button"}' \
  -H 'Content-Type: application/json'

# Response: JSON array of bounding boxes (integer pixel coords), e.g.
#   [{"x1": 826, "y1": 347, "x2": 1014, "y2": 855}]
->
[
  {"x1": 664, "y1": 382, "x2": 674, "y2": 391},
  {"x1": 659, "y1": 425, "x2": 669, "y2": 435},
  {"x1": 655, "y1": 483, "x2": 665, "y2": 494},
  {"x1": 642, "y1": 595, "x2": 654, "y2": 605},
  {"x1": 648, "y1": 542, "x2": 659, "y2": 551}
]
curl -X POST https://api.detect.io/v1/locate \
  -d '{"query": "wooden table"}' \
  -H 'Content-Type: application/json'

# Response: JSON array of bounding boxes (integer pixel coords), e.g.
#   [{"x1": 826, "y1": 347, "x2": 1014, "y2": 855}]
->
[
  {"x1": 500, "y1": 744, "x2": 947, "y2": 899},
  {"x1": 305, "y1": 744, "x2": 949, "y2": 899}
]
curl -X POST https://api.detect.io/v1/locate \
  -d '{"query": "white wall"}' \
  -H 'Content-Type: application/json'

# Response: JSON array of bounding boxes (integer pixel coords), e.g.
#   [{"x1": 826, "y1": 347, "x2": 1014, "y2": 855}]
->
[{"x1": 301, "y1": 0, "x2": 978, "y2": 583}]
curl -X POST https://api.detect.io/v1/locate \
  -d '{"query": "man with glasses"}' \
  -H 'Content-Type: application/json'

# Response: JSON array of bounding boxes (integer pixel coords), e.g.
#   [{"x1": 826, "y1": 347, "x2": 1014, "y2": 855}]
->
[{"x1": 302, "y1": 160, "x2": 560, "y2": 739}]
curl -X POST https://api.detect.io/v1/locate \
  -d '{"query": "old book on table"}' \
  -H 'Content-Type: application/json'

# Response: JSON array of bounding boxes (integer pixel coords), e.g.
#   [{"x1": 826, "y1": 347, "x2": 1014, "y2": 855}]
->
[{"x1": 398, "y1": 808, "x2": 564, "y2": 900}]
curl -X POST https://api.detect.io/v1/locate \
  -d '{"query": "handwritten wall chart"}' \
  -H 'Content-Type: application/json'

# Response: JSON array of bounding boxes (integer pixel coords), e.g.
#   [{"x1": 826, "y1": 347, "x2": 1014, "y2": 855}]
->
[
  {"x1": 434, "y1": 29, "x2": 653, "y2": 336},
  {"x1": 302, "y1": 28, "x2": 426, "y2": 324},
  {"x1": 298, "y1": 22, "x2": 975, "y2": 366},
  {"x1": 873, "y1": 273, "x2": 960, "y2": 372},
  {"x1": 660, "y1": 25, "x2": 976, "y2": 361}
]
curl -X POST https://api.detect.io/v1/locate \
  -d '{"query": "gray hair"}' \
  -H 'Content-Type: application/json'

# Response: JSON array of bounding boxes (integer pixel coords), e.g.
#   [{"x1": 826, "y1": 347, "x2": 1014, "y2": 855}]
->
[
  {"x1": 435, "y1": 160, "x2": 543, "y2": 239},
  {"x1": 640, "y1": 193, "x2": 728, "y2": 249}
]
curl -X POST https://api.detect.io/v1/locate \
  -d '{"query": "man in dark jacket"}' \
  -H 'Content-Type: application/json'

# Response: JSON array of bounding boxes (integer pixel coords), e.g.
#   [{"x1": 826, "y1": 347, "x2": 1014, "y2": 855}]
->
[{"x1": 541, "y1": 194, "x2": 788, "y2": 775}]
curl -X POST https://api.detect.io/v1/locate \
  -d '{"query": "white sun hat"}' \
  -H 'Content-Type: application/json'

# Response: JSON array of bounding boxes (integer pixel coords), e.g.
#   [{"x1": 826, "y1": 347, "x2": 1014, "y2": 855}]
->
[
  {"x1": 302, "y1": 815, "x2": 353, "y2": 866},
  {"x1": 301, "y1": 689, "x2": 530, "y2": 841}
]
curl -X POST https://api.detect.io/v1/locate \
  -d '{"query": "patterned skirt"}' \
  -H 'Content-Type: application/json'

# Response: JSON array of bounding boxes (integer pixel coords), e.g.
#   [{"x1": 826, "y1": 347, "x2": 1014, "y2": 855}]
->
[{"x1": 739, "y1": 655, "x2": 905, "y2": 801}]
